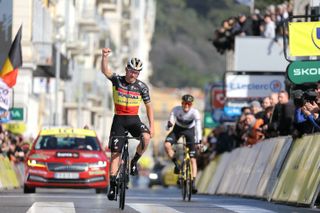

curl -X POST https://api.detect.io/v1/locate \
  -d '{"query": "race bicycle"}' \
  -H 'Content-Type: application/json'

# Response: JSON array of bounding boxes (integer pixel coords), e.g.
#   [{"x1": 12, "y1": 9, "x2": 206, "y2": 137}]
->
[{"x1": 113, "y1": 131, "x2": 142, "y2": 210}]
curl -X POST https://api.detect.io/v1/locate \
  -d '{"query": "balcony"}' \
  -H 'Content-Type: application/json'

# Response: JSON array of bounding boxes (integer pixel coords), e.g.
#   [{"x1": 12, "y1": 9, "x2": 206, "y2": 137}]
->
[
  {"x1": 66, "y1": 41, "x2": 88, "y2": 57},
  {"x1": 34, "y1": 45, "x2": 70, "y2": 80},
  {"x1": 78, "y1": 8, "x2": 101, "y2": 32},
  {"x1": 96, "y1": 0, "x2": 116, "y2": 4},
  {"x1": 97, "y1": 0, "x2": 117, "y2": 13}
]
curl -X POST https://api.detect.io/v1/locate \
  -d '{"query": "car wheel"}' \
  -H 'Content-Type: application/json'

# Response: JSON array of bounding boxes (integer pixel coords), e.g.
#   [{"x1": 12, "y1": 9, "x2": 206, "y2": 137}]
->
[
  {"x1": 24, "y1": 185, "x2": 36, "y2": 194},
  {"x1": 96, "y1": 186, "x2": 108, "y2": 194}
]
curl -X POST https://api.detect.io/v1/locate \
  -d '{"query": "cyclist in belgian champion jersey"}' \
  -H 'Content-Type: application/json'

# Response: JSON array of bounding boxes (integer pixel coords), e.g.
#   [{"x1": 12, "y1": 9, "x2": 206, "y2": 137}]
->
[
  {"x1": 164, "y1": 94, "x2": 202, "y2": 194},
  {"x1": 101, "y1": 48, "x2": 154, "y2": 200}
]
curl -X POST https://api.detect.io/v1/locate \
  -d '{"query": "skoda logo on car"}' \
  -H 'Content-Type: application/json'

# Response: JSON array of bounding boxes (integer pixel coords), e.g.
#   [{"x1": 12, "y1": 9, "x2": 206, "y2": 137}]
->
[{"x1": 287, "y1": 60, "x2": 320, "y2": 84}]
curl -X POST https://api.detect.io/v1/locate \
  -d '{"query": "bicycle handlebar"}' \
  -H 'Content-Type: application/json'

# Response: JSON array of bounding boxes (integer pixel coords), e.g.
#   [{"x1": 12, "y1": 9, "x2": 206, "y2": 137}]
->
[
  {"x1": 176, "y1": 141, "x2": 199, "y2": 145},
  {"x1": 110, "y1": 136, "x2": 141, "y2": 140},
  {"x1": 175, "y1": 141, "x2": 204, "y2": 153}
]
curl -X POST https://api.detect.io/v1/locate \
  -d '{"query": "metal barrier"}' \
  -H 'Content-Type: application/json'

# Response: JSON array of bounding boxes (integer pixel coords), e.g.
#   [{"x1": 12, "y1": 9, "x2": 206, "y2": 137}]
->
[
  {"x1": 197, "y1": 134, "x2": 320, "y2": 208},
  {"x1": 0, "y1": 156, "x2": 23, "y2": 190},
  {"x1": 271, "y1": 134, "x2": 320, "y2": 207}
]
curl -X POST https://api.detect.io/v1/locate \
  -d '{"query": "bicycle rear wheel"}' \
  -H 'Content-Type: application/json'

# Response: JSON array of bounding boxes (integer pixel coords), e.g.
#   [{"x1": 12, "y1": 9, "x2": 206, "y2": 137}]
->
[{"x1": 186, "y1": 160, "x2": 192, "y2": 201}]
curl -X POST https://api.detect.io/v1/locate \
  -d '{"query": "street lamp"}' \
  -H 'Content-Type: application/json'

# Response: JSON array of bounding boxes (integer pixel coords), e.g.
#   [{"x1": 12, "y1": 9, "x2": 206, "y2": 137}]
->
[
  {"x1": 76, "y1": 56, "x2": 85, "y2": 128},
  {"x1": 54, "y1": 16, "x2": 64, "y2": 126}
]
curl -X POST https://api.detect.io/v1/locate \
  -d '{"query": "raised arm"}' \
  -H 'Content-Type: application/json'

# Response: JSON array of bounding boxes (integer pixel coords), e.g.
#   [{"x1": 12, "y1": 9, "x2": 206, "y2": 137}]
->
[{"x1": 101, "y1": 48, "x2": 113, "y2": 78}]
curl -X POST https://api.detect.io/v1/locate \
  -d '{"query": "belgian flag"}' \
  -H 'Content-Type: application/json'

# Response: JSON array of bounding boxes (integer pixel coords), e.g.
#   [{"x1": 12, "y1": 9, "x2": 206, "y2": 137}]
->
[{"x1": 0, "y1": 25, "x2": 22, "y2": 88}]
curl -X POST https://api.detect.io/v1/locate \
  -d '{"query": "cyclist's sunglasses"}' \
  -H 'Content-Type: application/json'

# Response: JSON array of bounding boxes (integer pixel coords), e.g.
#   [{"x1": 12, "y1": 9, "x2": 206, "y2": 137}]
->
[
  {"x1": 126, "y1": 68, "x2": 140, "y2": 75},
  {"x1": 182, "y1": 101, "x2": 192, "y2": 106}
]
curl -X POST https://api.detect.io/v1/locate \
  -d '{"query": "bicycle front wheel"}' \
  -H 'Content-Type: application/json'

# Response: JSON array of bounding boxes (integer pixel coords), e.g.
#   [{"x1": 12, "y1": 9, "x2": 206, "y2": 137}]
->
[
  {"x1": 118, "y1": 161, "x2": 128, "y2": 210},
  {"x1": 119, "y1": 179, "x2": 126, "y2": 210},
  {"x1": 180, "y1": 161, "x2": 186, "y2": 201},
  {"x1": 186, "y1": 160, "x2": 192, "y2": 202}
]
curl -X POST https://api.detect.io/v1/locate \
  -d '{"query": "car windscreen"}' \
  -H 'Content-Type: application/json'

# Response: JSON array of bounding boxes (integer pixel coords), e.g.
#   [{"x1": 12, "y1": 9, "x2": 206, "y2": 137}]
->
[{"x1": 34, "y1": 135, "x2": 100, "y2": 151}]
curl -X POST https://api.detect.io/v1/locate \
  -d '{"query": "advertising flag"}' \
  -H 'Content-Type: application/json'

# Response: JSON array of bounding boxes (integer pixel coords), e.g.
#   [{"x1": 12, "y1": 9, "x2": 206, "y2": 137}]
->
[
  {"x1": 0, "y1": 25, "x2": 22, "y2": 88},
  {"x1": 289, "y1": 21, "x2": 320, "y2": 56}
]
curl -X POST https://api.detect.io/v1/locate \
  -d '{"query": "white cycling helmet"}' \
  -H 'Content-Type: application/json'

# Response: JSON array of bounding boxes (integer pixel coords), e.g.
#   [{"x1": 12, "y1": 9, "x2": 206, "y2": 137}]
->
[
  {"x1": 182, "y1": 94, "x2": 194, "y2": 102},
  {"x1": 127, "y1": 57, "x2": 143, "y2": 71}
]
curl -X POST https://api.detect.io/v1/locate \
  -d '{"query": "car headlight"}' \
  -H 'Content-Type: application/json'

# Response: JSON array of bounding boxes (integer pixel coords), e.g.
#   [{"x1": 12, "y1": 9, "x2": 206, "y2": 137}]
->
[
  {"x1": 149, "y1": 173, "x2": 158, "y2": 180},
  {"x1": 89, "y1": 161, "x2": 107, "y2": 168},
  {"x1": 27, "y1": 159, "x2": 46, "y2": 168}
]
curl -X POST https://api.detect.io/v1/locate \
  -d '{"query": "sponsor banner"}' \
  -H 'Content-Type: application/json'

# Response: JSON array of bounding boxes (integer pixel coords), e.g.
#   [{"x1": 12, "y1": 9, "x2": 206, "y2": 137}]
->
[
  {"x1": 234, "y1": 37, "x2": 288, "y2": 72},
  {"x1": 223, "y1": 100, "x2": 248, "y2": 117},
  {"x1": 224, "y1": 106, "x2": 242, "y2": 117},
  {"x1": 226, "y1": 74, "x2": 285, "y2": 98},
  {"x1": 287, "y1": 60, "x2": 320, "y2": 84},
  {"x1": 56, "y1": 152, "x2": 79, "y2": 158},
  {"x1": 289, "y1": 21, "x2": 320, "y2": 56},
  {"x1": 9, "y1": 107, "x2": 24, "y2": 121},
  {"x1": 204, "y1": 111, "x2": 217, "y2": 128},
  {"x1": 212, "y1": 88, "x2": 225, "y2": 109},
  {"x1": 0, "y1": 79, "x2": 11, "y2": 110},
  {"x1": 2, "y1": 122, "x2": 26, "y2": 134},
  {"x1": 207, "y1": 108, "x2": 238, "y2": 126},
  {"x1": 204, "y1": 82, "x2": 224, "y2": 111}
]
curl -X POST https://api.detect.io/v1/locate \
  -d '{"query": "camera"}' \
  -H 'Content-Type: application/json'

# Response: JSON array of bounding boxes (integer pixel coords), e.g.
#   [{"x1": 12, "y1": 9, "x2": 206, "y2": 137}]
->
[{"x1": 292, "y1": 89, "x2": 318, "y2": 107}]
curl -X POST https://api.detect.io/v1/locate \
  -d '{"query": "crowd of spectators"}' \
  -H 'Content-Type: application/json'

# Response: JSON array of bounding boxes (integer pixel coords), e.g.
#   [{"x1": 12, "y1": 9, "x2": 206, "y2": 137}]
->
[
  {"x1": 211, "y1": 2, "x2": 293, "y2": 54},
  {"x1": 0, "y1": 126, "x2": 32, "y2": 179},
  {"x1": 198, "y1": 82, "x2": 320, "y2": 169},
  {"x1": 0, "y1": 126, "x2": 30, "y2": 164}
]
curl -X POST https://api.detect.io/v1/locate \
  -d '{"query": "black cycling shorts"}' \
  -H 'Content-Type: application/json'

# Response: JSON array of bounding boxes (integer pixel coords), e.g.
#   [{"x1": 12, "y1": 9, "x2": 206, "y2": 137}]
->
[
  {"x1": 165, "y1": 125, "x2": 196, "y2": 158},
  {"x1": 109, "y1": 115, "x2": 150, "y2": 153}
]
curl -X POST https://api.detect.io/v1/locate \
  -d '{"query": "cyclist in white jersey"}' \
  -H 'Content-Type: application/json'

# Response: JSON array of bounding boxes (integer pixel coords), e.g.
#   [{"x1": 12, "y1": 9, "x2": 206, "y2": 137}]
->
[{"x1": 164, "y1": 94, "x2": 202, "y2": 193}]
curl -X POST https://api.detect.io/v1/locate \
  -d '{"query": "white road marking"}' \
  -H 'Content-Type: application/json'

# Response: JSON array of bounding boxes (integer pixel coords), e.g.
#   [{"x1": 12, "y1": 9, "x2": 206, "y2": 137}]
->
[
  {"x1": 26, "y1": 202, "x2": 75, "y2": 213},
  {"x1": 215, "y1": 205, "x2": 277, "y2": 213},
  {"x1": 0, "y1": 194, "x2": 208, "y2": 201},
  {"x1": 127, "y1": 203, "x2": 182, "y2": 213},
  {"x1": 3, "y1": 194, "x2": 278, "y2": 213}
]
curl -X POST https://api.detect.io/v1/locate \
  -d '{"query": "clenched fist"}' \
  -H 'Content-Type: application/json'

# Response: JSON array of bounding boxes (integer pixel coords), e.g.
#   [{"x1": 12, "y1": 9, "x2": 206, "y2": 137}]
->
[{"x1": 102, "y1": 48, "x2": 112, "y2": 57}]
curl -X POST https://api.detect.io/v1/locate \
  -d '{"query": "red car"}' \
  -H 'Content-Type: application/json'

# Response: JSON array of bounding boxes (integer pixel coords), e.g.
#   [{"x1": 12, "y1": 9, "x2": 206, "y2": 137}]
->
[{"x1": 24, "y1": 127, "x2": 110, "y2": 194}]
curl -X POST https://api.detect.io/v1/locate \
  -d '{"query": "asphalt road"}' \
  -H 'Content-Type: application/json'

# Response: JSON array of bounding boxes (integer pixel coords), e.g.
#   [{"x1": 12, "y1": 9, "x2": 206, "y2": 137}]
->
[{"x1": 0, "y1": 186, "x2": 319, "y2": 213}]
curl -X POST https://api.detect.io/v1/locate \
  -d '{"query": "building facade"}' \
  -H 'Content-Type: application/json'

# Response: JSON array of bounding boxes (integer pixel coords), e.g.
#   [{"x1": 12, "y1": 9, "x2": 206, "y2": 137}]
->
[{"x1": 5, "y1": 0, "x2": 155, "y2": 142}]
